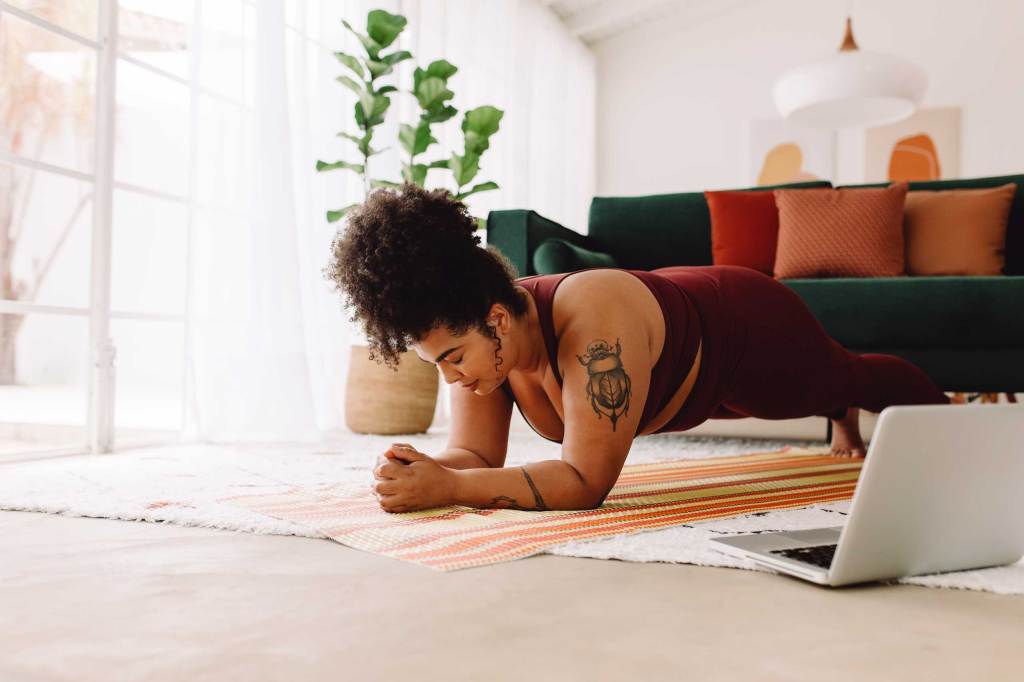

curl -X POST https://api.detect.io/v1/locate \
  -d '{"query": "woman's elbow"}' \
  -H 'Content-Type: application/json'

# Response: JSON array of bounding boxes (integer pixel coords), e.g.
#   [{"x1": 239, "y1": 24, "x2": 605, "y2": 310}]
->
[{"x1": 584, "y1": 485, "x2": 611, "y2": 509}]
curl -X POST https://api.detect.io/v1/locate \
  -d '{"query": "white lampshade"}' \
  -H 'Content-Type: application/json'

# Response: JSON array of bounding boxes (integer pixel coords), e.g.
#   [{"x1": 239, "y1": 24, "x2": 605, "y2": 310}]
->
[{"x1": 773, "y1": 18, "x2": 928, "y2": 129}]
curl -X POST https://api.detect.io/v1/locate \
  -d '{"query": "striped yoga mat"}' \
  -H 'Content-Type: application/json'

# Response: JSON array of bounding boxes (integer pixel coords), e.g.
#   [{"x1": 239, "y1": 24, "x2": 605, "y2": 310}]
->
[{"x1": 221, "y1": 447, "x2": 862, "y2": 571}]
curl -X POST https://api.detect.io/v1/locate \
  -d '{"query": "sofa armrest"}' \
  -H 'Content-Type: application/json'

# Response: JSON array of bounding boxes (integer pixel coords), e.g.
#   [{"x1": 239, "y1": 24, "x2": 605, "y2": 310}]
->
[
  {"x1": 533, "y1": 238, "x2": 617, "y2": 275},
  {"x1": 486, "y1": 209, "x2": 596, "y2": 277}
]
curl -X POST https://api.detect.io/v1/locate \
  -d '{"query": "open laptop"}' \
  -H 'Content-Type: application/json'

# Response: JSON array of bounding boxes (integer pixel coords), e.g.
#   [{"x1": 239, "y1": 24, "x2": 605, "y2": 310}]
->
[{"x1": 710, "y1": 403, "x2": 1024, "y2": 586}]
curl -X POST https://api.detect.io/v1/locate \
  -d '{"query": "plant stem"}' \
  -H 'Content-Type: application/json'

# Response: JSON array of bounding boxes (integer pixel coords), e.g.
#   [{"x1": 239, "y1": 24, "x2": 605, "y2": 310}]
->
[{"x1": 363, "y1": 146, "x2": 370, "y2": 196}]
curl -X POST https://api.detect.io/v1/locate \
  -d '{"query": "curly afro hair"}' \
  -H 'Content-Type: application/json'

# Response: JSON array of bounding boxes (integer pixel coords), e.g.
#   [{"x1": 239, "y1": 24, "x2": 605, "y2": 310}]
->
[{"x1": 323, "y1": 183, "x2": 528, "y2": 370}]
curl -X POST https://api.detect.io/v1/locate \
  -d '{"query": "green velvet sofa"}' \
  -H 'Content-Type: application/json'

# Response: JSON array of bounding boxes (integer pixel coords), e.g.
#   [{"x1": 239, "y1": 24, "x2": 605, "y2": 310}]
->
[{"x1": 486, "y1": 175, "x2": 1024, "y2": 394}]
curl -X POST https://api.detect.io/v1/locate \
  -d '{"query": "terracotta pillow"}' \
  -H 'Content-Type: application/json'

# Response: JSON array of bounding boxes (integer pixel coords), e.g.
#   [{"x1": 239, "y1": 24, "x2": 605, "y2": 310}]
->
[
  {"x1": 904, "y1": 183, "x2": 1016, "y2": 276},
  {"x1": 773, "y1": 182, "x2": 909, "y2": 279},
  {"x1": 704, "y1": 190, "x2": 779, "y2": 276}
]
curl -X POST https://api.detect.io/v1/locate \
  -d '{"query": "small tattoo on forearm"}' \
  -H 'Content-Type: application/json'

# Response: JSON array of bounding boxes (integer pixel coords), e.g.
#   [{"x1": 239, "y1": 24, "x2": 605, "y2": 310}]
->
[
  {"x1": 521, "y1": 467, "x2": 550, "y2": 510},
  {"x1": 485, "y1": 467, "x2": 550, "y2": 511},
  {"x1": 576, "y1": 337, "x2": 631, "y2": 431},
  {"x1": 486, "y1": 495, "x2": 548, "y2": 511}
]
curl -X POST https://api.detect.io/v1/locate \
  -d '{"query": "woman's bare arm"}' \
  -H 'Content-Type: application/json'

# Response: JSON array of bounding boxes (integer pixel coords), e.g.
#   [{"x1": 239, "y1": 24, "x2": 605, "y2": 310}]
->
[
  {"x1": 438, "y1": 368, "x2": 514, "y2": 469},
  {"x1": 451, "y1": 460, "x2": 593, "y2": 510},
  {"x1": 446, "y1": 290, "x2": 655, "y2": 511},
  {"x1": 433, "y1": 447, "x2": 493, "y2": 470}
]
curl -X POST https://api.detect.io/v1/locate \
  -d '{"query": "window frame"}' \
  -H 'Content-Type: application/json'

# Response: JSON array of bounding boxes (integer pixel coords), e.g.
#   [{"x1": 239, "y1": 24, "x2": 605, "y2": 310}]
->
[{"x1": 0, "y1": 0, "x2": 191, "y2": 459}]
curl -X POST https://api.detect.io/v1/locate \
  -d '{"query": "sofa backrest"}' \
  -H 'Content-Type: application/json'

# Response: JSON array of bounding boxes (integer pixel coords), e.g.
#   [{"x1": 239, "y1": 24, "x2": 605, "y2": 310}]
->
[
  {"x1": 839, "y1": 174, "x2": 1024, "y2": 275},
  {"x1": 586, "y1": 180, "x2": 831, "y2": 270}
]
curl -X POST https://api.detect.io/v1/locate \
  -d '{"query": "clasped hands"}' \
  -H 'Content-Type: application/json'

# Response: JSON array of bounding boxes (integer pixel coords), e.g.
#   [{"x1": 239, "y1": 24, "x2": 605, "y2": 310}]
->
[{"x1": 371, "y1": 442, "x2": 457, "y2": 513}]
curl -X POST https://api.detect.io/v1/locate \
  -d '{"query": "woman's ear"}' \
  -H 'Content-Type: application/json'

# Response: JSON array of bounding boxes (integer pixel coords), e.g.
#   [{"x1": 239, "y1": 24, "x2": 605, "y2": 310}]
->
[{"x1": 486, "y1": 304, "x2": 509, "y2": 333}]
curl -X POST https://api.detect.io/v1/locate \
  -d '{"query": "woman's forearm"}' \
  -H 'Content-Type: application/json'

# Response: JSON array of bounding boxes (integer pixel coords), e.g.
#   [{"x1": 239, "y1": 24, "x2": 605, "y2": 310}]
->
[
  {"x1": 451, "y1": 460, "x2": 597, "y2": 511},
  {"x1": 432, "y1": 447, "x2": 492, "y2": 470}
]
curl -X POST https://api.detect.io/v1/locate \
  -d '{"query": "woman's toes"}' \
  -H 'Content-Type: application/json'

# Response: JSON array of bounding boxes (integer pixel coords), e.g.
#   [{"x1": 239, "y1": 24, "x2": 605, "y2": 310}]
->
[{"x1": 830, "y1": 444, "x2": 867, "y2": 458}]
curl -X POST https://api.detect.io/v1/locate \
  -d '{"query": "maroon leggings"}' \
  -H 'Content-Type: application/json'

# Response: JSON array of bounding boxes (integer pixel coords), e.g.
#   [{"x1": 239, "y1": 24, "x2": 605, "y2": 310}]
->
[{"x1": 655, "y1": 266, "x2": 950, "y2": 433}]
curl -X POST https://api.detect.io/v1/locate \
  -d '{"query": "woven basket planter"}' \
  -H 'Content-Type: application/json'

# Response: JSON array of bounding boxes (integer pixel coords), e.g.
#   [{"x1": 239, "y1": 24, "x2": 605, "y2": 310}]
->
[{"x1": 344, "y1": 345, "x2": 439, "y2": 434}]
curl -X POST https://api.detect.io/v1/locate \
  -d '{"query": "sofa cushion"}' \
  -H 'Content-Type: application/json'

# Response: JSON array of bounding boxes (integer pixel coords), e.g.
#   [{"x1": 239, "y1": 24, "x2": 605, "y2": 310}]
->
[
  {"x1": 839, "y1": 174, "x2": 1024, "y2": 275},
  {"x1": 704, "y1": 189, "x2": 779, "y2": 276},
  {"x1": 773, "y1": 183, "x2": 908, "y2": 278},
  {"x1": 587, "y1": 180, "x2": 831, "y2": 270},
  {"x1": 903, "y1": 183, "x2": 1016, "y2": 276},
  {"x1": 782, "y1": 275, "x2": 1024, "y2": 349},
  {"x1": 532, "y1": 238, "x2": 618, "y2": 274}
]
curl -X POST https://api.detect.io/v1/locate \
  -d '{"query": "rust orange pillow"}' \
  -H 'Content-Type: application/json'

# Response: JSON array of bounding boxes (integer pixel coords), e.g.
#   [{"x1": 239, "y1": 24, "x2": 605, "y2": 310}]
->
[
  {"x1": 773, "y1": 182, "x2": 909, "y2": 279},
  {"x1": 903, "y1": 183, "x2": 1016, "y2": 276},
  {"x1": 704, "y1": 190, "x2": 780, "y2": 276}
]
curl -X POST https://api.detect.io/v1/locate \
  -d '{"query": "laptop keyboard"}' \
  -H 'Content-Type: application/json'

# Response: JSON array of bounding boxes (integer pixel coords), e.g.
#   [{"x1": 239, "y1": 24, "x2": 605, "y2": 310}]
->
[{"x1": 769, "y1": 543, "x2": 838, "y2": 569}]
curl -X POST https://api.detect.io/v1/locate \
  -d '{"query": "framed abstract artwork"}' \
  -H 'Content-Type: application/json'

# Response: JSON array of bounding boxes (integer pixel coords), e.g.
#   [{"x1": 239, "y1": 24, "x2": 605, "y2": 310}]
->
[
  {"x1": 749, "y1": 118, "x2": 835, "y2": 186},
  {"x1": 864, "y1": 107, "x2": 961, "y2": 182}
]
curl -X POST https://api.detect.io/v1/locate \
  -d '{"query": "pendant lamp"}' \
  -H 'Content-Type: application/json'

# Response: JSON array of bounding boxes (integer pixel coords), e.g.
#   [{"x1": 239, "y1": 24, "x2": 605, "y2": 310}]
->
[{"x1": 773, "y1": 17, "x2": 927, "y2": 129}]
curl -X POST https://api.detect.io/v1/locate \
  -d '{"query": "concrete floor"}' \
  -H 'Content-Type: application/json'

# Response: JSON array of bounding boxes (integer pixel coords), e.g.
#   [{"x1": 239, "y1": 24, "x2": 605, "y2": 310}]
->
[{"x1": 2, "y1": 509, "x2": 1022, "y2": 681}]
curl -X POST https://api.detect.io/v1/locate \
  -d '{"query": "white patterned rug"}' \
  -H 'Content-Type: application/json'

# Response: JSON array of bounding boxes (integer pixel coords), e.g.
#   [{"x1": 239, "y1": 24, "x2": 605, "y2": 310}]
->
[{"x1": 1, "y1": 429, "x2": 1021, "y2": 594}]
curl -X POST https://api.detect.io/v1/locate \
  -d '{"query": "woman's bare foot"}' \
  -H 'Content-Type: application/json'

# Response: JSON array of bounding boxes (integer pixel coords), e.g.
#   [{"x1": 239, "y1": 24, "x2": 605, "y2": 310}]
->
[{"x1": 830, "y1": 407, "x2": 866, "y2": 457}]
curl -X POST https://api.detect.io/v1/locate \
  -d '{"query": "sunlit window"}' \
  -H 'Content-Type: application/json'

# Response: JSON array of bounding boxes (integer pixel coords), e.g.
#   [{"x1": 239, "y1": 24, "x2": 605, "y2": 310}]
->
[{"x1": 0, "y1": 0, "x2": 305, "y2": 456}]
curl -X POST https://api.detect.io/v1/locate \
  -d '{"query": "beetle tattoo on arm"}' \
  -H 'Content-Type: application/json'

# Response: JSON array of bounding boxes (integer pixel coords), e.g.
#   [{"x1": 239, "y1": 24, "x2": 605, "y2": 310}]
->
[{"x1": 577, "y1": 338, "x2": 632, "y2": 431}]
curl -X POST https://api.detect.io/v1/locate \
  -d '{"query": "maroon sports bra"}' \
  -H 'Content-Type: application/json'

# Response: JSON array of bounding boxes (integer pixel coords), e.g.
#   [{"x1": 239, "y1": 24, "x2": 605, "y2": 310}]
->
[{"x1": 500, "y1": 268, "x2": 703, "y2": 441}]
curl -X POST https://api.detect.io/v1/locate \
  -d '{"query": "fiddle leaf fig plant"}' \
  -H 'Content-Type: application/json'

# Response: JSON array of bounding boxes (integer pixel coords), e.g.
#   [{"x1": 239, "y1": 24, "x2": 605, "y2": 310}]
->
[
  {"x1": 452, "y1": 105, "x2": 503, "y2": 200},
  {"x1": 397, "y1": 59, "x2": 458, "y2": 187},
  {"x1": 316, "y1": 10, "x2": 504, "y2": 229},
  {"x1": 316, "y1": 10, "x2": 411, "y2": 221}
]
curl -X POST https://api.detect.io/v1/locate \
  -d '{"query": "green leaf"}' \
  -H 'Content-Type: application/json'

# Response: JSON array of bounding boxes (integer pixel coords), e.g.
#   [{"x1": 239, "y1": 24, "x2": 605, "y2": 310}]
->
[
  {"x1": 342, "y1": 19, "x2": 382, "y2": 59},
  {"x1": 382, "y1": 50, "x2": 413, "y2": 67},
  {"x1": 355, "y1": 91, "x2": 391, "y2": 127},
  {"x1": 450, "y1": 153, "x2": 480, "y2": 187},
  {"x1": 376, "y1": 85, "x2": 398, "y2": 94},
  {"x1": 415, "y1": 77, "x2": 454, "y2": 110},
  {"x1": 357, "y1": 90, "x2": 376, "y2": 125},
  {"x1": 424, "y1": 105, "x2": 457, "y2": 124},
  {"x1": 455, "y1": 181, "x2": 499, "y2": 200},
  {"x1": 333, "y1": 51, "x2": 365, "y2": 79},
  {"x1": 316, "y1": 159, "x2": 365, "y2": 173},
  {"x1": 366, "y1": 59, "x2": 394, "y2": 79},
  {"x1": 425, "y1": 59, "x2": 458, "y2": 81},
  {"x1": 326, "y1": 204, "x2": 359, "y2": 223},
  {"x1": 399, "y1": 123, "x2": 435, "y2": 157},
  {"x1": 412, "y1": 62, "x2": 455, "y2": 99},
  {"x1": 335, "y1": 75, "x2": 363, "y2": 97},
  {"x1": 401, "y1": 163, "x2": 428, "y2": 186},
  {"x1": 464, "y1": 130, "x2": 487, "y2": 156},
  {"x1": 461, "y1": 106, "x2": 504, "y2": 156},
  {"x1": 399, "y1": 124, "x2": 415, "y2": 156},
  {"x1": 427, "y1": 159, "x2": 449, "y2": 169},
  {"x1": 368, "y1": 93, "x2": 390, "y2": 125},
  {"x1": 338, "y1": 131, "x2": 381, "y2": 157},
  {"x1": 370, "y1": 179, "x2": 402, "y2": 189},
  {"x1": 462, "y1": 105, "x2": 504, "y2": 138},
  {"x1": 474, "y1": 216, "x2": 487, "y2": 232},
  {"x1": 415, "y1": 123, "x2": 436, "y2": 156},
  {"x1": 366, "y1": 10, "x2": 406, "y2": 49}
]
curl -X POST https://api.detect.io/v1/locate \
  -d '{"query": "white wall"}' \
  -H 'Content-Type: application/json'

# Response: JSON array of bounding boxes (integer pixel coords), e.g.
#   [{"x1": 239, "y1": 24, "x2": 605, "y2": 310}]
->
[{"x1": 594, "y1": 0, "x2": 1024, "y2": 196}]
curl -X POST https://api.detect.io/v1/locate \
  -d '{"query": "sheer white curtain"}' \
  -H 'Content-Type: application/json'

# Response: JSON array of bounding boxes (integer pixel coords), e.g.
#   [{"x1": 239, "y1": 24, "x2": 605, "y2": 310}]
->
[
  {"x1": 397, "y1": 0, "x2": 596, "y2": 230},
  {"x1": 183, "y1": 0, "x2": 595, "y2": 443}
]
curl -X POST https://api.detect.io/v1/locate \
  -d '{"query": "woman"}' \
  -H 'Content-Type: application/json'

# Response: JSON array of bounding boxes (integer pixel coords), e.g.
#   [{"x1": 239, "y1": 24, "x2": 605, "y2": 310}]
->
[{"x1": 325, "y1": 184, "x2": 950, "y2": 514}]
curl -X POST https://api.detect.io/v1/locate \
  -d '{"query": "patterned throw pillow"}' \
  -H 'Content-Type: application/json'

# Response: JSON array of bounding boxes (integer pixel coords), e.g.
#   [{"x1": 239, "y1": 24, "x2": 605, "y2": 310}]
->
[
  {"x1": 773, "y1": 182, "x2": 909, "y2": 279},
  {"x1": 704, "y1": 190, "x2": 780, "y2": 276},
  {"x1": 903, "y1": 183, "x2": 1016, "y2": 276}
]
